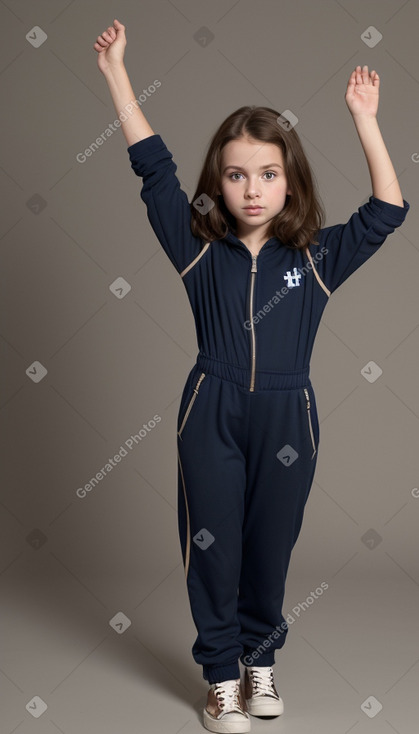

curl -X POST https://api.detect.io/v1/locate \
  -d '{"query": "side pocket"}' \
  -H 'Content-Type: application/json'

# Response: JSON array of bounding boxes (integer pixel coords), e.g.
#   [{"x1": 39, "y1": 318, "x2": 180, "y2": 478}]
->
[
  {"x1": 303, "y1": 387, "x2": 317, "y2": 460},
  {"x1": 178, "y1": 372, "x2": 206, "y2": 440}
]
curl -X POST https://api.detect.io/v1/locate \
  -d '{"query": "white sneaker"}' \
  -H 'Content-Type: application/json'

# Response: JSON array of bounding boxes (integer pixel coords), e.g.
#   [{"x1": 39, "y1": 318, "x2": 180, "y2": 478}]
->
[
  {"x1": 244, "y1": 666, "x2": 284, "y2": 717},
  {"x1": 203, "y1": 677, "x2": 251, "y2": 733}
]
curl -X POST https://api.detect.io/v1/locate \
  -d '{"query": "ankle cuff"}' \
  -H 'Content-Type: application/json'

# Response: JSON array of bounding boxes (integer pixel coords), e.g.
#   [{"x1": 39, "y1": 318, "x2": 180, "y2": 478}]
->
[
  {"x1": 203, "y1": 661, "x2": 240, "y2": 684},
  {"x1": 240, "y1": 650, "x2": 275, "y2": 667}
]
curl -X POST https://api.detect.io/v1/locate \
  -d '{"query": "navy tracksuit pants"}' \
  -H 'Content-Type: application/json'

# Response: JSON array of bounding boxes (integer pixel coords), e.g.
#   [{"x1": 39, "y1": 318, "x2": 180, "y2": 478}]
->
[{"x1": 177, "y1": 353, "x2": 319, "y2": 684}]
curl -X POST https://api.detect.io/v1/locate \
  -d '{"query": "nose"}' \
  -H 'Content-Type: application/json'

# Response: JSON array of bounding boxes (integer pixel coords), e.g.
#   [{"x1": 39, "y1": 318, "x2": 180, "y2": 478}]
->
[{"x1": 245, "y1": 180, "x2": 261, "y2": 198}]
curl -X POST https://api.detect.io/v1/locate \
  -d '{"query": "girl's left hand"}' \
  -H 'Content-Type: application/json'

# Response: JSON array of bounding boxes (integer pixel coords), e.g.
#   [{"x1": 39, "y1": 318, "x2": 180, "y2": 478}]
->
[{"x1": 345, "y1": 64, "x2": 379, "y2": 117}]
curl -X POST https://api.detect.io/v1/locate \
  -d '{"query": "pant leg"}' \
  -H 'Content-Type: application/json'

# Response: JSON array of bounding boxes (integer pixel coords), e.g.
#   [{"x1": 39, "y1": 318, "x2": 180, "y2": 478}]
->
[
  {"x1": 177, "y1": 368, "x2": 249, "y2": 683},
  {"x1": 237, "y1": 384, "x2": 319, "y2": 668}
]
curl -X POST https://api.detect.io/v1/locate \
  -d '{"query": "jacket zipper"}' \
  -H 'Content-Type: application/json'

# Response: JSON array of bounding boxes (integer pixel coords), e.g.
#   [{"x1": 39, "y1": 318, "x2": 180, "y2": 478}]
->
[
  {"x1": 178, "y1": 372, "x2": 206, "y2": 439},
  {"x1": 303, "y1": 387, "x2": 317, "y2": 459},
  {"x1": 249, "y1": 254, "x2": 258, "y2": 392}
]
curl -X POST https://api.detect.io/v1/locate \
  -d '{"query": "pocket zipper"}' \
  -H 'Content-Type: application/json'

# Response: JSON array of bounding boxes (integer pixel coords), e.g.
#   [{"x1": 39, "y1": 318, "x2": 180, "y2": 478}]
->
[
  {"x1": 304, "y1": 387, "x2": 317, "y2": 459},
  {"x1": 178, "y1": 372, "x2": 206, "y2": 440}
]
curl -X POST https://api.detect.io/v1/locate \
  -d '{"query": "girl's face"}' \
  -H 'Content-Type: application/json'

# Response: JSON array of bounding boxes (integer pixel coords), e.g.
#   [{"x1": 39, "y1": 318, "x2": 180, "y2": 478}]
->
[{"x1": 219, "y1": 137, "x2": 291, "y2": 242}]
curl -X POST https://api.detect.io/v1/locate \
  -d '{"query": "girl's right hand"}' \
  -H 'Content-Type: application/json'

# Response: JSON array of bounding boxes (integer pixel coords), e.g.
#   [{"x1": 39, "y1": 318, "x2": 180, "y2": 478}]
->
[{"x1": 93, "y1": 18, "x2": 127, "y2": 74}]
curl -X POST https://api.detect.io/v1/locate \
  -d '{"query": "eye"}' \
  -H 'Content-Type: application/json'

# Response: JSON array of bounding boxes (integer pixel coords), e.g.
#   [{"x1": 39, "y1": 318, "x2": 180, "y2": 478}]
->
[{"x1": 228, "y1": 171, "x2": 277, "y2": 181}]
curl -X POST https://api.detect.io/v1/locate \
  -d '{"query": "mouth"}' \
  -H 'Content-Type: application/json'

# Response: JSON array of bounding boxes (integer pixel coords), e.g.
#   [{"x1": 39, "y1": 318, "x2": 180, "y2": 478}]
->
[{"x1": 243, "y1": 206, "x2": 264, "y2": 213}]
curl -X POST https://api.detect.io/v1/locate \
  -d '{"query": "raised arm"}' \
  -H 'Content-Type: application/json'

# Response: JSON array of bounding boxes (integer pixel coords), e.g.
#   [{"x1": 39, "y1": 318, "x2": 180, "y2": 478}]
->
[
  {"x1": 345, "y1": 65, "x2": 404, "y2": 207},
  {"x1": 93, "y1": 18, "x2": 155, "y2": 147}
]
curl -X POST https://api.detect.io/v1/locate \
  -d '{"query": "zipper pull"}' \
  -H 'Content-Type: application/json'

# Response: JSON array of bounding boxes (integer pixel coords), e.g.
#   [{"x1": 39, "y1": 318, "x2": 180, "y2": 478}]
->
[{"x1": 251, "y1": 254, "x2": 257, "y2": 272}]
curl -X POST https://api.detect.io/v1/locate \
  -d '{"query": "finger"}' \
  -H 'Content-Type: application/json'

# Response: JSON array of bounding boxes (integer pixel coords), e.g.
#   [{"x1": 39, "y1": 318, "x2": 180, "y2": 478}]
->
[
  {"x1": 356, "y1": 65, "x2": 363, "y2": 84},
  {"x1": 362, "y1": 64, "x2": 370, "y2": 84},
  {"x1": 96, "y1": 35, "x2": 109, "y2": 48}
]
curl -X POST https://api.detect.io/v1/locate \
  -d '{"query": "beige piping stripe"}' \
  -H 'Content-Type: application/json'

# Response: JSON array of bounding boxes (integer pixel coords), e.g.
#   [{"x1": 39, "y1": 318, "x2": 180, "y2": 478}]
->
[
  {"x1": 305, "y1": 246, "x2": 331, "y2": 297},
  {"x1": 177, "y1": 445, "x2": 191, "y2": 580},
  {"x1": 180, "y1": 241, "x2": 211, "y2": 279}
]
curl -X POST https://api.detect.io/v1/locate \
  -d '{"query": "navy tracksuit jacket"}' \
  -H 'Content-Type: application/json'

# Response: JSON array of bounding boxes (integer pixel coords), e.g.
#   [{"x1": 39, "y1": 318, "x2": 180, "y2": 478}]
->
[{"x1": 127, "y1": 133, "x2": 409, "y2": 684}]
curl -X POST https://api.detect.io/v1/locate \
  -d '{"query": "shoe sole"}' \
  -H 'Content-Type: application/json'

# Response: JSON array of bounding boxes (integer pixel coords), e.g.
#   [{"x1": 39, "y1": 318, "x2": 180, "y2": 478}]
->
[
  {"x1": 245, "y1": 697, "x2": 284, "y2": 717},
  {"x1": 203, "y1": 707, "x2": 251, "y2": 733}
]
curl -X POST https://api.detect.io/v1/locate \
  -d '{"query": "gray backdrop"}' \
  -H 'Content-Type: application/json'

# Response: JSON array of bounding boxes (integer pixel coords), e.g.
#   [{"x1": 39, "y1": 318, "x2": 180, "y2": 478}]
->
[{"x1": 1, "y1": 1, "x2": 418, "y2": 733}]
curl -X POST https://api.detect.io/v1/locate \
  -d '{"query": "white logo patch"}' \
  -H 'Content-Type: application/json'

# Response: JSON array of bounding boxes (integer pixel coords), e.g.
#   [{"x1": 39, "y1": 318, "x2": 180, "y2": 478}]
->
[{"x1": 283, "y1": 267, "x2": 302, "y2": 287}]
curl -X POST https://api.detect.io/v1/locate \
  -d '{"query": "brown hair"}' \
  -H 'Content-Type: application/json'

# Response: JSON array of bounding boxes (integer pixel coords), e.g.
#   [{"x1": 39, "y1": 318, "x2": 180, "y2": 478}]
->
[{"x1": 190, "y1": 106, "x2": 325, "y2": 249}]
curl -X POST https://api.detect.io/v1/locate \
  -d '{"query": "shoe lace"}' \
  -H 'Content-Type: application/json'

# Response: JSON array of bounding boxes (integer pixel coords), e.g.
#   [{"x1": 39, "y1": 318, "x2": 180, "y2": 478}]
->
[
  {"x1": 213, "y1": 679, "x2": 243, "y2": 713},
  {"x1": 249, "y1": 666, "x2": 277, "y2": 697}
]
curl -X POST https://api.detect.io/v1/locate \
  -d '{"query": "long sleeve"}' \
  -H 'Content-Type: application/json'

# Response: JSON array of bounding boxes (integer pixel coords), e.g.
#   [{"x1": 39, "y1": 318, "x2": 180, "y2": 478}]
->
[
  {"x1": 312, "y1": 195, "x2": 410, "y2": 294},
  {"x1": 127, "y1": 134, "x2": 204, "y2": 275}
]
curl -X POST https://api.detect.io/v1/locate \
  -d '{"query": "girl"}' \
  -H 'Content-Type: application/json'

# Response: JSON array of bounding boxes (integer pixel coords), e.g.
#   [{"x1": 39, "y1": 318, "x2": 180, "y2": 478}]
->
[{"x1": 94, "y1": 18, "x2": 409, "y2": 734}]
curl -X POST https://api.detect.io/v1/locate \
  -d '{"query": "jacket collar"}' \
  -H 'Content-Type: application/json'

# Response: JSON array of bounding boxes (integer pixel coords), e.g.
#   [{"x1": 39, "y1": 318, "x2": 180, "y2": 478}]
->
[{"x1": 223, "y1": 230, "x2": 280, "y2": 253}]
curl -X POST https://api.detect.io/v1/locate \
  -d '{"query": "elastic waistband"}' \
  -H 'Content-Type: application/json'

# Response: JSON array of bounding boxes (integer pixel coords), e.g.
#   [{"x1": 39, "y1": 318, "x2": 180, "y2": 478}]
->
[{"x1": 196, "y1": 353, "x2": 311, "y2": 391}]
